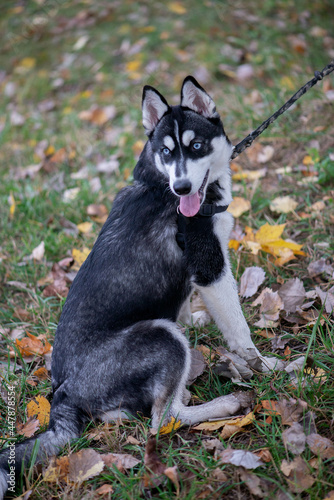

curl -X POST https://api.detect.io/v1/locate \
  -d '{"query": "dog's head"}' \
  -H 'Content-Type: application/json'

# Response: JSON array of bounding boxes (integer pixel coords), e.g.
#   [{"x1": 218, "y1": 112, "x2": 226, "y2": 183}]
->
[{"x1": 142, "y1": 76, "x2": 233, "y2": 217}]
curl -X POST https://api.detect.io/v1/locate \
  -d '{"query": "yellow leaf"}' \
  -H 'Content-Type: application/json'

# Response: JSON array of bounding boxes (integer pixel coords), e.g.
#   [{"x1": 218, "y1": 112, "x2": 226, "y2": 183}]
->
[
  {"x1": 168, "y1": 2, "x2": 187, "y2": 14},
  {"x1": 18, "y1": 57, "x2": 36, "y2": 69},
  {"x1": 27, "y1": 395, "x2": 50, "y2": 426},
  {"x1": 72, "y1": 247, "x2": 91, "y2": 270},
  {"x1": 302, "y1": 155, "x2": 314, "y2": 166},
  {"x1": 227, "y1": 197, "x2": 251, "y2": 218},
  {"x1": 270, "y1": 196, "x2": 298, "y2": 214},
  {"x1": 140, "y1": 26, "x2": 156, "y2": 33},
  {"x1": 193, "y1": 411, "x2": 255, "y2": 432},
  {"x1": 159, "y1": 417, "x2": 181, "y2": 434},
  {"x1": 280, "y1": 76, "x2": 295, "y2": 90},
  {"x1": 45, "y1": 145, "x2": 55, "y2": 156},
  {"x1": 229, "y1": 239, "x2": 241, "y2": 251},
  {"x1": 243, "y1": 240, "x2": 261, "y2": 255},
  {"x1": 77, "y1": 222, "x2": 93, "y2": 234},
  {"x1": 126, "y1": 60, "x2": 141, "y2": 72},
  {"x1": 8, "y1": 192, "x2": 16, "y2": 218},
  {"x1": 255, "y1": 223, "x2": 286, "y2": 244}
]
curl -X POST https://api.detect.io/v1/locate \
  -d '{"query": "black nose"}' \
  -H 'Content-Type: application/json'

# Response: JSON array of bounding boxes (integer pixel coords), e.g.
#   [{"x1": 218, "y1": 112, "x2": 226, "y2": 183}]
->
[{"x1": 173, "y1": 179, "x2": 192, "y2": 195}]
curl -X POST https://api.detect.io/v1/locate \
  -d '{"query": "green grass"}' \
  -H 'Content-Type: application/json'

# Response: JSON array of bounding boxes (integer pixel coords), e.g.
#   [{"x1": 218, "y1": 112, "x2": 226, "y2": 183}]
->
[{"x1": 1, "y1": 0, "x2": 334, "y2": 498}]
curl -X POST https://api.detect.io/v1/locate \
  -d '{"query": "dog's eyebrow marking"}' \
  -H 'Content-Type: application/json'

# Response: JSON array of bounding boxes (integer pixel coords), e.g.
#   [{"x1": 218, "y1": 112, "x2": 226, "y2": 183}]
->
[
  {"x1": 182, "y1": 130, "x2": 195, "y2": 147},
  {"x1": 163, "y1": 135, "x2": 175, "y2": 151}
]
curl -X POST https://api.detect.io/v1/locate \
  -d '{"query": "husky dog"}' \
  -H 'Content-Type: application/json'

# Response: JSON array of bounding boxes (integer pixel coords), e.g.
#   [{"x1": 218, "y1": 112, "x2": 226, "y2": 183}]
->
[{"x1": 0, "y1": 77, "x2": 281, "y2": 497}]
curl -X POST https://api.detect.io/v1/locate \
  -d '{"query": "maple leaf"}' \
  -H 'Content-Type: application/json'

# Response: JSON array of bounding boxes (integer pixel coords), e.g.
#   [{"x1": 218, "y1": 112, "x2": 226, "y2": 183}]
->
[
  {"x1": 27, "y1": 395, "x2": 50, "y2": 426},
  {"x1": 16, "y1": 332, "x2": 52, "y2": 357}
]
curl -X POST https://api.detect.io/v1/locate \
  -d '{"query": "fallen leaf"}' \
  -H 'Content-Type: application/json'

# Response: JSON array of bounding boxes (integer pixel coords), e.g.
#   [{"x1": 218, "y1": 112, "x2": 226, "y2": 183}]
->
[
  {"x1": 25, "y1": 241, "x2": 45, "y2": 261},
  {"x1": 315, "y1": 286, "x2": 334, "y2": 314},
  {"x1": 16, "y1": 332, "x2": 52, "y2": 357},
  {"x1": 87, "y1": 203, "x2": 109, "y2": 223},
  {"x1": 72, "y1": 247, "x2": 91, "y2": 271},
  {"x1": 240, "y1": 266, "x2": 266, "y2": 298},
  {"x1": 16, "y1": 417, "x2": 40, "y2": 437},
  {"x1": 43, "y1": 456, "x2": 69, "y2": 483},
  {"x1": 143, "y1": 437, "x2": 166, "y2": 488},
  {"x1": 79, "y1": 105, "x2": 116, "y2": 126},
  {"x1": 193, "y1": 411, "x2": 255, "y2": 434},
  {"x1": 270, "y1": 196, "x2": 298, "y2": 214},
  {"x1": 159, "y1": 417, "x2": 182, "y2": 435},
  {"x1": 68, "y1": 449, "x2": 104, "y2": 483},
  {"x1": 306, "y1": 434, "x2": 334, "y2": 459},
  {"x1": 282, "y1": 422, "x2": 306, "y2": 455},
  {"x1": 232, "y1": 168, "x2": 267, "y2": 181},
  {"x1": 280, "y1": 456, "x2": 315, "y2": 493},
  {"x1": 227, "y1": 197, "x2": 251, "y2": 218},
  {"x1": 63, "y1": 187, "x2": 80, "y2": 202},
  {"x1": 77, "y1": 222, "x2": 93, "y2": 234},
  {"x1": 276, "y1": 398, "x2": 307, "y2": 426},
  {"x1": 164, "y1": 466, "x2": 180, "y2": 495},
  {"x1": 255, "y1": 223, "x2": 286, "y2": 245},
  {"x1": 278, "y1": 278, "x2": 306, "y2": 314},
  {"x1": 27, "y1": 395, "x2": 50, "y2": 426},
  {"x1": 252, "y1": 288, "x2": 283, "y2": 328},
  {"x1": 187, "y1": 349, "x2": 206, "y2": 385},
  {"x1": 307, "y1": 259, "x2": 333, "y2": 278},
  {"x1": 168, "y1": 2, "x2": 187, "y2": 14},
  {"x1": 8, "y1": 192, "x2": 16, "y2": 218},
  {"x1": 126, "y1": 435, "x2": 141, "y2": 445},
  {"x1": 239, "y1": 468, "x2": 270, "y2": 497},
  {"x1": 33, "y1": 367, "x2": 49, "y2": 380},
  {"x1": 101, "y1": 452, "x2": 140, "y2": 472},
  {"x1": 96, "y1": 484, "x2": 114, "y2": 495},
  {"x1": 257, "y1": 145, "x2": 274, "y2": 164},
  {"x1": 219, "y1": 448, "x2": 264, "y2": 469},
  {"x1": 323, "y1": 491, "x2": 334, "y2": 500},
  {"x1": 253, "y1": 448, "x2": 273, "y2": 463}
]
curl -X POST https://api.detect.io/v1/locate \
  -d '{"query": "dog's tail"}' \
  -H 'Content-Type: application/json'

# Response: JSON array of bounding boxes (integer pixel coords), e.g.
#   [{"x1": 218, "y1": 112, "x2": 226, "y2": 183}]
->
[{"x1": 0, "y1": 392, "x2": 86, "y2": 499}]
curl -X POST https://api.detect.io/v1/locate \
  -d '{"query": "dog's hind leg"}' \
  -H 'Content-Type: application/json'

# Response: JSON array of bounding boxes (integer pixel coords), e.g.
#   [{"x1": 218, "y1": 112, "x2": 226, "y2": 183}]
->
[{"x1": 149, "y1": 320, "x2": 253, "y2": 428}]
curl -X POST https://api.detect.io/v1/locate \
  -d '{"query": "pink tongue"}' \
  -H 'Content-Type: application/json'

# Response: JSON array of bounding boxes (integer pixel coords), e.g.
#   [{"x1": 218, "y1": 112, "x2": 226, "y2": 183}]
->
[{"x1": 179, "y1": 192, "x2": 201, "y2": 217}]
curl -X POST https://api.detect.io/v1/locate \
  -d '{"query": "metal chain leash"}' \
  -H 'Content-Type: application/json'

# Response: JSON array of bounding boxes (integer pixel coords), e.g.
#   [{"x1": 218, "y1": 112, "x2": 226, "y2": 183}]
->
[{"x1": 231, "y1": 59, "x2": 334, "y2": 159}]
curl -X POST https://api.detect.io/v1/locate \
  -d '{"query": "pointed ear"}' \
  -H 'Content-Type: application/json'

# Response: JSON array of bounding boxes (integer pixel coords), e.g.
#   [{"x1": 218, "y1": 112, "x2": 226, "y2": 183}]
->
[
  {"x1": 181, "y1": 76, "x2": 218, "y2": 119},
  {"x1": 142, "y1": 86, "x2": 170, "y2": 135}
]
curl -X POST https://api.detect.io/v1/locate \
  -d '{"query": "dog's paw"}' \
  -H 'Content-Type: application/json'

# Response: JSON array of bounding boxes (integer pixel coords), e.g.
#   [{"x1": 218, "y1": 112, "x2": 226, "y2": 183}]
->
[{"x1": 191, "y1": 310, "x2": 211, "y2": 327}]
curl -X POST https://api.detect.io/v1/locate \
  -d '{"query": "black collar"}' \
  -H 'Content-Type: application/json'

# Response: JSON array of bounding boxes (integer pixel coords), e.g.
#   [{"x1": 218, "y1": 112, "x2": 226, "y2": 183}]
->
[{"x1": 176, "y1": 203, "x2": 229, "y2": 251}]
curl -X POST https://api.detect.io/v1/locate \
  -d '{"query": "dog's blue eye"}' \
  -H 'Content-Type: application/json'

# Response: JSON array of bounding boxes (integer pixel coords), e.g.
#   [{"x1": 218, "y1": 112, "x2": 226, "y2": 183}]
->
[
  {"x1": 193, "y1": 142, "x2": 202, "y2": 150},
  {"x1": 162, "y1": 147, "x2": 170, "y2": 155}
]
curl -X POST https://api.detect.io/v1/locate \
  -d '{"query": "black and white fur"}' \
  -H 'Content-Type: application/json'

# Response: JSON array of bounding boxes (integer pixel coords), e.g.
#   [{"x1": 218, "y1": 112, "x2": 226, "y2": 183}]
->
[{"x1": 0, "y1": 77, "x2": 281, "y2": 498}]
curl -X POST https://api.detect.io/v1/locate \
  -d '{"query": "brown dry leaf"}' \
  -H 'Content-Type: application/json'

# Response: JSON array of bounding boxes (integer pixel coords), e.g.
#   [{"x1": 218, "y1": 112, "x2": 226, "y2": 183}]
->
[
  {"x1": 33, "y1": 367, "x2": 49, "y2": 380},
  {"x1": 323, "y1": 491, "x2": 334, "y2": 500},
  {"x1": 278, "y1": 278, "x2": 306, "y2": 314},
  {"x1": 187, "y1": 348, "x2": 206, "y2": 385},
  {"x1": 79, "y1": 105, "x2": 116, "y2": 126},
  {"x1": 232, "y1": 168, "x2": 267, "y2": 182},
  {"x1": 315, "y1": 286, "x2": 334, "y2": 314},
  {"x1": 214, "y1": 348, "x2": 253, "y2": 381},
  {"x1": 143, "y1": 437, "x2": 166, "y2": 488},
  {"x1": 280, "y1": 456, "x2": 315, "y2": 493},
  {"x1": 306, "y1": 434, "x2": 334, "y2": 459},
  {"x1": 219, "y1": 448, "x2": 264, "y2": 469},
  {"x1": 24, "y1": 241, "x2": 45, "y2": 262},
  {"x1": 227, "y1": 197, "x2": 251, "y2": 218},
  {"x1": 16, "y1": 417, "x2": 40, "y2": 437},
  {"x1": 282, "y1": 422, "x2": 306, "y2": 455},
  {"x1": 68, "y1": 448, "x2": 104, "y2": 483},
  {"x1": 27, "y1": 395, "x2": 50, "y2": 426},
  {"x1": 239, "y1": 468, "x2": 270, "y2": 498},
  {"x1": 43, "y1": 455, "x2": 69, "y2": 483},
  {"x1": 87, "y1": 203, "x2": 109, "y2": 223},
  {"x1": 261, "y1": 400, "x2": 279, "y2": 415},
  {"x1": 257, "y1": 145, "x2": 274, "y2": 164},
  {"x1": 49, "y1": 148, "x2": 67, "y2": 164},
  {"x1": 126, "y1": 435, "x2": 141, "y2": 445},
  {"x1": 96, "y1": 484, "x2": 114, "y2": 495},
  {"x1": 276, "y1": 398, "x2": 307, "y2": 426},
  {"x1": 252, "y1": 288, "x2": 283, "y2": 328},
  {"x1": 253, "y1": 448, "x2": 273, "y2": 463},
  {"x1": 308, "y1": 259, "x2": 333, "y2": 278},
  {"x1": 240, "y1": 266, "x2": 266, "y2": 298},
  {"x1": 101, "y1": 452, "x2": 140, "y2": 472},
  {"x1": 164, "y1": 466, "x2": 180, "y2": 496},
  {"x1": 270, "y1": 196, "x2": 298, "y2": 214},
  {"x1": 16, "y1": 332, "x2": 52, "y2": 357}
]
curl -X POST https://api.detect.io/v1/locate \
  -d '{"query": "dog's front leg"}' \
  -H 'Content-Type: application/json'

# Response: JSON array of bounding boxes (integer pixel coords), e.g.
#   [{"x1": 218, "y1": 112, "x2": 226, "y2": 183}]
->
[{"x1": 197, "y1": 265, "x2": 283, "y2": 372}]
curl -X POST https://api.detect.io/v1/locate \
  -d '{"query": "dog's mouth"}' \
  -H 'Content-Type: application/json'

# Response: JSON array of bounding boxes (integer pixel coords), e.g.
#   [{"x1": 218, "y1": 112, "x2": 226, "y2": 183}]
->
[{"x1": 179, "y1": 169, "x2": 209, "y2": 217}]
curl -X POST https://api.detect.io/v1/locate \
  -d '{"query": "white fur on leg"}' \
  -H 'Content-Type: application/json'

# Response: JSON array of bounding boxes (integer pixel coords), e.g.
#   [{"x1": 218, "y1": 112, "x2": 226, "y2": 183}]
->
[{"x1": 197, "y1": 262, "x2": 283, "y2": 372}]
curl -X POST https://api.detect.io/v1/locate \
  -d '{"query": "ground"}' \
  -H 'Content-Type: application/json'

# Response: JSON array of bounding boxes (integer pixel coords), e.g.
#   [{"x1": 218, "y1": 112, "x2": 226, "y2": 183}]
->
[{"x1": 0, "y1": 1, "x2": 333, "y2": 499}]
